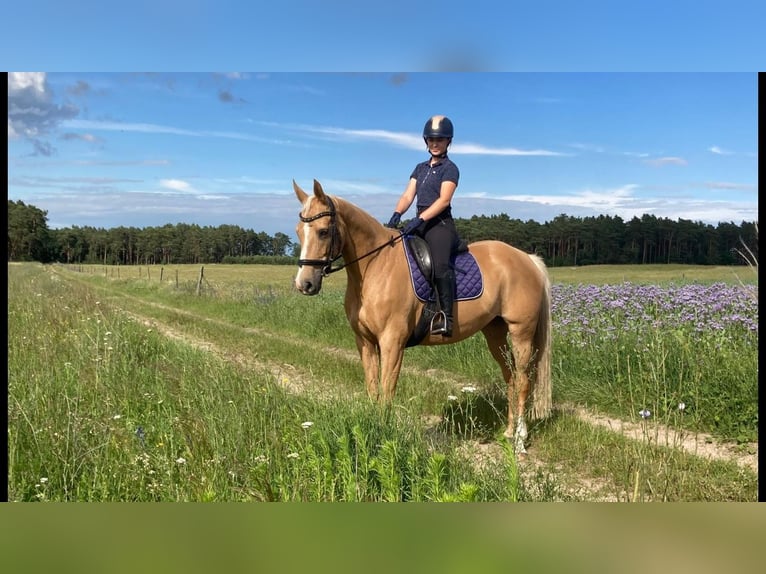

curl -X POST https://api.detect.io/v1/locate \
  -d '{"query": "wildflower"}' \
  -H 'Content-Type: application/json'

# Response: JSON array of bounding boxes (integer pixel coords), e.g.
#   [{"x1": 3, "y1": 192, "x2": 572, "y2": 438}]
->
[
  {"x1": 253, "y1": 455, "x2": 268, "y2": 464},
  {"x1": 447, "y1": 395, "x2": 458, "y2": 401},
  {"x1": 678, "y1": 402, "x2": 686, "y2": 412},
  {"x1": 176, "y1": 457, "x2": 187, "y2": 464},
  {"x1": 286, "y1": 452, "x2": 299, "y2": 459},
  {"x1": 40, "y1": 477, "x2": 48, "y2": 484},
  {"x1": 301, "y1": 421, "x2": 314, "y2": 429},
  {"x1": 461, "y1": 385, "x2": 477, "y2": 393},
  {"x1": 112, "y1": 414, "x2": 122, "y2": 420},
  {"x1": 639, "y1": 409, "x2": 651, "y2": 419}
]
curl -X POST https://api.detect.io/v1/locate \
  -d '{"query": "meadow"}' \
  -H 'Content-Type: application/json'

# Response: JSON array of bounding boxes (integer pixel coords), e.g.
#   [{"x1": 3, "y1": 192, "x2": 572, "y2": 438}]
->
[{"x1": 7, "y1": 262, "x2": 758, "y2": 501}]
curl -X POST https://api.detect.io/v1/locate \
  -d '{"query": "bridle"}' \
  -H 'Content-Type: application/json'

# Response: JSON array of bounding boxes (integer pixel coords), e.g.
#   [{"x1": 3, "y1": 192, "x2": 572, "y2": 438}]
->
[{"x1": 298, "y1": 196, "x2": 401, "y2": 277}]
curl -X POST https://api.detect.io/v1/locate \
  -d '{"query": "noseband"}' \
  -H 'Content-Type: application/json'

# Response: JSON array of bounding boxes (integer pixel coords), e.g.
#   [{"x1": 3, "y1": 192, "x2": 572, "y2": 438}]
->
[{"x1": 298, "y1": 195, "x2": 343, "y2": 277}]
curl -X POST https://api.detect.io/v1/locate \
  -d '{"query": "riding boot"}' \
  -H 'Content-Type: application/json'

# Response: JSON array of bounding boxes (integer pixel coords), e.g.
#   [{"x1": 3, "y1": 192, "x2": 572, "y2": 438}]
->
[{"x1": 431, "y1": 271, "x2": 455, "y2": 337}]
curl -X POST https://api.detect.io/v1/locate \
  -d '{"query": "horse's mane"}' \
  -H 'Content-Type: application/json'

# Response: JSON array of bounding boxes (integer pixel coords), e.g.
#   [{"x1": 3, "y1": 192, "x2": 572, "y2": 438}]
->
[{"x1": 332, "y1": 195, "x2": 388, "y2": 235}]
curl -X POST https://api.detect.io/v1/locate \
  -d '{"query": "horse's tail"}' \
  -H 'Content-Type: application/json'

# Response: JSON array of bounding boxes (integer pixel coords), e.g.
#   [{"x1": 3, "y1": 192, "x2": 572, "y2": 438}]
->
[{"x1": 528, "y1": 253, "x2": 552, "y2": 421}]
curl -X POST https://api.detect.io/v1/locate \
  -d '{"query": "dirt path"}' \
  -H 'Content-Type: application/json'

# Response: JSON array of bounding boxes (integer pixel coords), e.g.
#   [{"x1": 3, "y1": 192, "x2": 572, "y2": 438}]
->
[
  {"x1": 115, "y1": 297, "x2": 757, "y2": 477},
  {"x1": 561, "y1": 404, "x2": 758, "y2": 473}
]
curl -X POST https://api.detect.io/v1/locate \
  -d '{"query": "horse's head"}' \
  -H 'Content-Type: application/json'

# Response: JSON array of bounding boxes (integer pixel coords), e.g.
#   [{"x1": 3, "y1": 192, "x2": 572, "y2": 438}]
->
[{"x1": 293, "y1": 179, "x2": 344, "y2": 295}]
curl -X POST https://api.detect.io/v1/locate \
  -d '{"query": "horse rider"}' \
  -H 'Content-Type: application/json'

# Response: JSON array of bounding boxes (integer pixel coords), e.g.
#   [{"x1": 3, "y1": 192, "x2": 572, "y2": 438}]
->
[{"x1": 385, "y1": 115, "x2": 460, "y2": 337}]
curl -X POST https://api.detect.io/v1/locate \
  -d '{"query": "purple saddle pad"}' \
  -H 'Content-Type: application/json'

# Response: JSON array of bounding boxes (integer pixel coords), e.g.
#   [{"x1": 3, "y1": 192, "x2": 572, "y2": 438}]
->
[{"x1": 404, "y1": 241, "x2": 484, "y2": 302}]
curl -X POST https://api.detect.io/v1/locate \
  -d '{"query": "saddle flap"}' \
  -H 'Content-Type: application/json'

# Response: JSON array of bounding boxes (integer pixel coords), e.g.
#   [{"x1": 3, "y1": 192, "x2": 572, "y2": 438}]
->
[{"x1": 405, "y1": 236, "x2": 433, "y2": 281}]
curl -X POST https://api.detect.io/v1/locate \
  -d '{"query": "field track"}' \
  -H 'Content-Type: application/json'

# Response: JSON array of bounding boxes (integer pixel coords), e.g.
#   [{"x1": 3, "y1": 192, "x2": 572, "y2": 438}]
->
[
  {"x1": 52, "y1": 266, "x2": 757, "y2": 500},
  {"x1": 100, "y1": 289, "x2": 758, "y2": 475}
]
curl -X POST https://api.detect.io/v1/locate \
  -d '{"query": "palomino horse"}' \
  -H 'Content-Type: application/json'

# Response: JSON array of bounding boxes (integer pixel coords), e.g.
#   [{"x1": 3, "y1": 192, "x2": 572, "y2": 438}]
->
[{"x1": 293, "y1": 179, "x2": 552, "y2": 453}]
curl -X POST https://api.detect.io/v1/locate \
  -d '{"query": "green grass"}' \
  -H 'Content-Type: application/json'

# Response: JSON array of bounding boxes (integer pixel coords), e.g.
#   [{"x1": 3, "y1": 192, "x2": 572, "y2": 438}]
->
[
  {"x1": 8, "y1": 263, "x2": 526, "y2": 502},
  {"x1": 547, "y1": 263, "x2": 757, "y2": 286},
  {"x1": 8, "y1": 262, "x2": 758, "y2": 501}
]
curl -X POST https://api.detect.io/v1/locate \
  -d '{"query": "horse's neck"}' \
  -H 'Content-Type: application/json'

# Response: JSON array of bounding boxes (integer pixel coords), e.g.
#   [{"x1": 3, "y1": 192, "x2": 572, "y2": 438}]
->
[{"x1": 337, "y1": 198, "x2": 395, "y2": 272}]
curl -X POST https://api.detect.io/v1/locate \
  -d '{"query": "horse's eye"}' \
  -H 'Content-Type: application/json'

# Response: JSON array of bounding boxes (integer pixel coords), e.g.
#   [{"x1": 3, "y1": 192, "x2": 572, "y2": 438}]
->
[{"x1": 318, "y1": 229, "x2": 330, "y2": 239}]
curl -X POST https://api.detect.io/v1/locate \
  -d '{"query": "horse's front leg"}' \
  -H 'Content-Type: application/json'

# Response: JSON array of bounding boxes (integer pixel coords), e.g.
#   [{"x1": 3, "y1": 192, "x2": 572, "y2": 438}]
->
[
  {"x1": 378, "y1": 334, "x2": 406, "y2": 403},
  {"x1": 355, "y1": 335, "x2": 381, "y2": 400}
]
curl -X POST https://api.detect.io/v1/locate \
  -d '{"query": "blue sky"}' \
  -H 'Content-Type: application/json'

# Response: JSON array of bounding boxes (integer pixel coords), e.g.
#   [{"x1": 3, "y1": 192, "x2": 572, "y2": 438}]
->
[
  {"x1": 3, "y1": 1, "x2": 765, "y2": 72},
  {"x1": 8, "y1": 72, "x2": 758, "y2": 236},
  {"x1": 5, "y1": 1, "x2": 762, "y2": 237}
]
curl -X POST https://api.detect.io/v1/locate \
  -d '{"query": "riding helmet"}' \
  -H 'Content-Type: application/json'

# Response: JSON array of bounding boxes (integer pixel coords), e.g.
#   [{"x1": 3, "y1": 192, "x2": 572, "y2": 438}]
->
[{"x1": 422, "y1": 115, "x2": 454, "y2": 141}]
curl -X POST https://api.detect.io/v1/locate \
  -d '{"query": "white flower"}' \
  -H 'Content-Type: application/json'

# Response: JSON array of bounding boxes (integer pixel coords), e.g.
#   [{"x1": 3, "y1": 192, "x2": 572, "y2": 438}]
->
[
  {"x1": 301, "y1": 421, "x2": 314, "y2": 429},
  {"x1": 461, "y1": 386, "x2": 477, "y2": 394},
  {"x1": 286, "y1": 452, "x2": 299, "y2": 459},
  {"x1": 678, "y1": 402, "x2": 686, "y2": 412},
  {"x1": 40, "y1": 477, "x2": 48, "y2": 484},
  {"x1": 176, "y1": 457, "x2": 187, "y2": 464},
  {"x1": 447, "y1": 395, "x2": 458, "y2": 401},
  {"x1": 112, "y1": 414, "x2": 122, "y2": 420},
  {"x1": 639, "y1": 409, "x2": 651, "y2": 419}
]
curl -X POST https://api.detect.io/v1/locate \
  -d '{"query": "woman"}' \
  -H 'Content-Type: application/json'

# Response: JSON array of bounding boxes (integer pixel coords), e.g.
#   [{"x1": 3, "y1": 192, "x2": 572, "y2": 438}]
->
[{"x1": 385, "y1": 115, "x2": 460, "y2": 337}]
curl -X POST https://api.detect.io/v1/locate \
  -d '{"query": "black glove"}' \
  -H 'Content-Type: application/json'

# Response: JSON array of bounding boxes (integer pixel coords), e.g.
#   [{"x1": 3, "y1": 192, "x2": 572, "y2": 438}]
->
[
  {"x1": 385, "y1": 212, "x2": 402, "y2": 228},
  {"x1": 402, "y1": 217, "x2": 425, "y2": 236}
]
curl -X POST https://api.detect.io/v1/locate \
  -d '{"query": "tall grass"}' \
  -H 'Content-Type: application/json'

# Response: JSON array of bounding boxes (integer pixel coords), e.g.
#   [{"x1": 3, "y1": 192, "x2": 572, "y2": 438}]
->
[
  {"x1": 9, "y1": 262, "x2": 758, "y2": 501},
  {"x1": 8, "y1": 264, "x2": 528, "y2": 502}
]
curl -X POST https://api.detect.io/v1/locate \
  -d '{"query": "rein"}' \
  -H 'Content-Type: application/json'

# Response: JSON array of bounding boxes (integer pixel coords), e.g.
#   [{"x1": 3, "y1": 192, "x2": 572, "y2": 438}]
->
[{"x1": 298, "y1": 196, "x2": 402, "y2": 276}]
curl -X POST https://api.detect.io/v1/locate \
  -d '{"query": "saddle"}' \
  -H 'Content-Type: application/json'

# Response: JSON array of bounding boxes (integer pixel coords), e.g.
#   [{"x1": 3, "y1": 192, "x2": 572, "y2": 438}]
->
[{"x1": 403, "y1": 236, "x2": 482, "y2": 347}]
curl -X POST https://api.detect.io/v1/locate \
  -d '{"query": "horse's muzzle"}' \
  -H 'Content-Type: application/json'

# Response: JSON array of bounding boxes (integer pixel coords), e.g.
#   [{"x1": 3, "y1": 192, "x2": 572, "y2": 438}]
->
[{"x1": 295, "y1": 272, "x2": 323, "y2": 296}]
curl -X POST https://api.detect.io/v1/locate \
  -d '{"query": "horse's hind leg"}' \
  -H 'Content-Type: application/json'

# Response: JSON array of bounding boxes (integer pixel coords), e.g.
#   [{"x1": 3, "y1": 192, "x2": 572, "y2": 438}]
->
[
  {"x1": 481, "y1": 318, "x2": 523, "y2": 451},
  {"x1": 507, "y1": 324, "x2": 537, "y2": 454}
]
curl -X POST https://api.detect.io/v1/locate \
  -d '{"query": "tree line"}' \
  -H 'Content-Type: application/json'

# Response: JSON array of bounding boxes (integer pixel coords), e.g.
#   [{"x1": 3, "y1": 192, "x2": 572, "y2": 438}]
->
[{"x1": 7, "y1": 199, "x2": 758, "y2": 267}]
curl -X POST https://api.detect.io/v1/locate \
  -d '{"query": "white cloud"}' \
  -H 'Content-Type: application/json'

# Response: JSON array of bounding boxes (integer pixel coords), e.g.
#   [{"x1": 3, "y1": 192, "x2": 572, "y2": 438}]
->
[
  {"x1": 8, "y1": 71, "x2": 79, "y2": 154},
  {"x1": 703, "y1": 181, "x2": 756, "y2": 191},
  {"x1": 708, "y1": 145, "x2": 733, "y2": 155},
  {"x1": 8, "y1": 72, "x2": 46, "y2": 93},
  {"x1": 267, "y1": 122, "x2": 565, "y2": 156},
  {"x1": 160, "y1": 179, "x2": 195, "y2": 193},
  {"x1": 644, "y1": 156, "x2": 688, "y2": 167}
]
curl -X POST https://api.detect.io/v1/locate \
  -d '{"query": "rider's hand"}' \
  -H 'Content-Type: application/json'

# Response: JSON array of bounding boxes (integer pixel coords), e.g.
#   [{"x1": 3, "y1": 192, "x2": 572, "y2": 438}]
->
[
  {"x1": 384, "y1": 212, "x2": 402, "y2": 228},
  {"x1": 402, "y1": 217, "x2": 425, "y2": 236}
]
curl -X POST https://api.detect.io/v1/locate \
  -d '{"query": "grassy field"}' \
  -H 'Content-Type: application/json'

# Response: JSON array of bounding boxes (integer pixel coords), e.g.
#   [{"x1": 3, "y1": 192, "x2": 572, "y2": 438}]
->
[{"x1": 8, "y1": 262, "x2": 758, "y2": 501}]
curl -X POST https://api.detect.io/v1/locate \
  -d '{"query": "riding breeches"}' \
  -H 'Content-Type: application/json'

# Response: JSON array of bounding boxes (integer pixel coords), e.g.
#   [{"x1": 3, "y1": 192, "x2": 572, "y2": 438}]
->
[{"x1": 422, "y1": 216, "x2": 459, "y2": 279}]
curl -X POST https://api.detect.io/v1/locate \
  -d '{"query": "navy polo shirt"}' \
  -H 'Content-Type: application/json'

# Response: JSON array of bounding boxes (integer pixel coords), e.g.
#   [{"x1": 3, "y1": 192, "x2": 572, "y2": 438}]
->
[{"x1": 410, "y1": 156, "x2": 459, "y2": 212}]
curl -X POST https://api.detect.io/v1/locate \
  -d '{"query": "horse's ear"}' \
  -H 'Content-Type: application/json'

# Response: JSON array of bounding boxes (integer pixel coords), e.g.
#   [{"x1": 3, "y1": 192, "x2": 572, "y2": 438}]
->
[
  {"x1": 293, "y1": 180, "x2": 308, "y2": 203},
  {"x1": 313, "y1": 179, "x2": 326, "y2": 200}
]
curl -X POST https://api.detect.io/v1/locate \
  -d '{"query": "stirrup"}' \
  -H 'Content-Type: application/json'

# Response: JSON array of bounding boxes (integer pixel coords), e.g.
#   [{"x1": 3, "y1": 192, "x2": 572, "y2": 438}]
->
[{"x1": 430, "y1": 310, "x2": 448, "y2": 335}]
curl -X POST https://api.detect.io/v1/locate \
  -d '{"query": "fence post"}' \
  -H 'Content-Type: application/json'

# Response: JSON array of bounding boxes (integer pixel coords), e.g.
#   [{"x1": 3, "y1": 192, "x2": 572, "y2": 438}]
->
[{"x1": 196, "y1": 266, "x2": 204, "y2": 296}]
